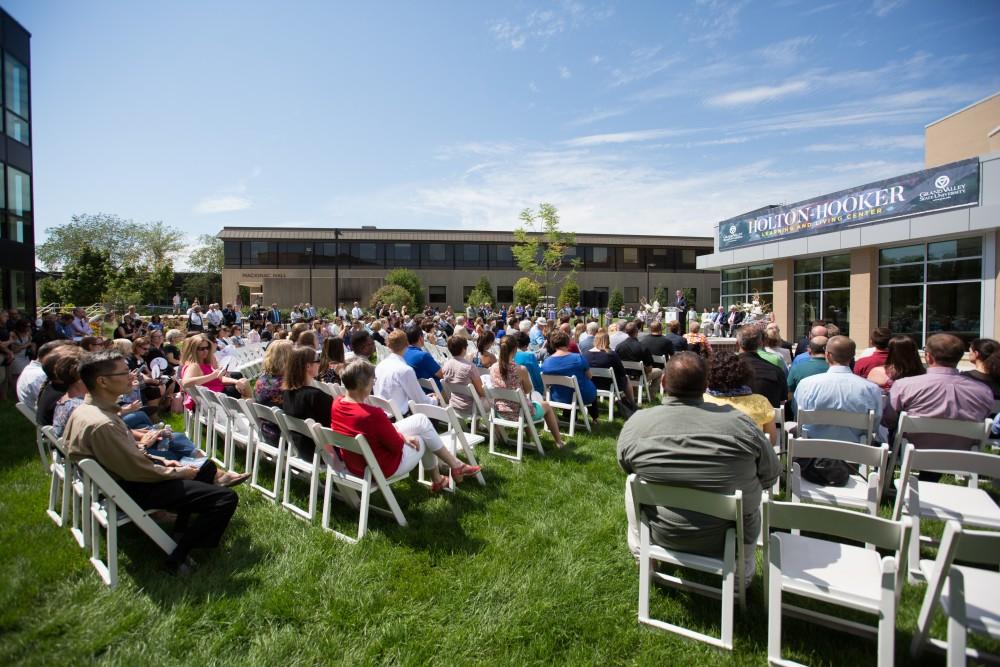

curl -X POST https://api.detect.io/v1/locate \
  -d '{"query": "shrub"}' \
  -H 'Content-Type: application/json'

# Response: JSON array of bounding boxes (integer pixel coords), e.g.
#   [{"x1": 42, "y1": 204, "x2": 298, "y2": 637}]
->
[
  {"x1": 558, "y1": 279, "x2": 580, "y2": 309},
  {"x1": 608, "y1": 288, "x2": 624, "y2": 315},
  {"x1": 385, "y1": 269, "x2": 424, "y2": 309},
  {"x1": 513, "y1": 277, "x2": 541, "y2": 307},
  {"x1": 370, "y1": 284, "x2": 413, "y2": 311}
]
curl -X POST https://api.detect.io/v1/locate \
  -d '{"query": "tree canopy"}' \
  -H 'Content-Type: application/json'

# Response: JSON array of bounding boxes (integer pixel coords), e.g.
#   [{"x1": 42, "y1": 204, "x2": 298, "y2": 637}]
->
[
  {"x1": 512, "y1": 203, "x2": 581, "y2": 298},
  {"x1": 385, "y1": 269, "x2": 425, "y2": 309}
]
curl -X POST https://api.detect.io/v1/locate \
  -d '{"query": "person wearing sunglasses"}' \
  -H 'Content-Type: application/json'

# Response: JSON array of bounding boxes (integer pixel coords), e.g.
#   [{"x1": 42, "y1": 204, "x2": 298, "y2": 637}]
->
[{"x1": 177, "y1": 334, "x2": 251, "y2": 399}]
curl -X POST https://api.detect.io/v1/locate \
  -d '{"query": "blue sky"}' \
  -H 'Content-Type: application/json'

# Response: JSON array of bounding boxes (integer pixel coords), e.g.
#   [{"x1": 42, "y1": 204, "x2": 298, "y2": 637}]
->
[{"x1": 10, "y1": 0, "x2": 1000, "y2": 265}]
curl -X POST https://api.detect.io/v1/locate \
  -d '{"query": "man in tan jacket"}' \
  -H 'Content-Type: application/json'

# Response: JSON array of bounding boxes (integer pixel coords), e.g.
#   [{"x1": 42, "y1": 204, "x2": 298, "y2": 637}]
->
[{"x1": 64, "y1": 351, "x2": 238, "y2": 575}]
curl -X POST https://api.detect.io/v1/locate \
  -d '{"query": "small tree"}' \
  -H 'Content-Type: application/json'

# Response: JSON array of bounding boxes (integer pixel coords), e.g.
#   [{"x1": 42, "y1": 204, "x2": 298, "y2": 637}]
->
[
  {"x1": 37, "y1": 277, "x2": 62, "y2": 306},
  {"x1": 385, "y1": 268, "x2": 425, "y2": 308},
  {"x1": 60, "y1": 244, "x2": 110, "y2": 306},
  {"x1": 370, "y1": 284, "x2": 413, "y2": 311},
  {"x1": 608, "y1": 288, "x2": 624, "y2": 315},
  {"x1": 653, "y1": 286, "x2": 670, "y2": 307},
  {"x1": 512, "y1": 203, "x2": 581, "y2": 298},
  {"x1": 466, "y1": 275, "x2": 494, "y2": 307},
  {"x1": 558, "y1": 278, "x2": 580, "y2": 309},
  {"x1": 513, "y1": 277, "x2": 541, "y2": 307}
]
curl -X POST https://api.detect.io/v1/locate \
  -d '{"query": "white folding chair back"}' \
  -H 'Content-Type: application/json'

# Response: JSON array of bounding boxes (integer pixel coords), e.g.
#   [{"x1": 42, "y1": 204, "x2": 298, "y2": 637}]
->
[
  {"x1": 763, "y1": 499, "x2": 912, "y2": 667},
  {"x1": 486, "y1": 386, "x2": 545, "y2": 462},
  {"x1": 541, "y1": 373, "x2": 592, "y2": 437},
  {"x1": 797, "y1": 408, "x2": 876, "y2": 446},
  {"x1": 41, "y1": 425, "x2": 87, "y2": 547},
  {"x1": 417, "y1": 378, "x2": 446, "y2": 405},
  {"x1": 307, "y1": 422, "x2": 409, "y2": 543},
  {"x1": 651, "y1": 354, "x2": 667, "y2": 398},
  {"x1": 910, "y1": 520, "x2": 1000, "y2": 664},
  {"x1": 589, "y1": 367, "x2": 622, "y2": 421},
  {"x1": 200, "y1": 389, "x2": 230, "y2": 467},
  {"x1": 889, "y1": 411, "x2": 993, "y2": 479},
  {"x1": 620, "y1": 360, "x2": 650, "y2": 404},
  {"x1": 891, "y1": 444, "x2": 1000, "y2": 582},
  {"x1": 365, "y1": 394, "x2": 403, "y2": 422},
  {"x1": 315, "y1": 381, "x2": 344, "y2": 398},
  {"x1": 273, "y1": 410, "x2": 322, "y2": 521},
  {"x1": 215, "y1": 393, "x2": 253, "y2": 472},
  {"x1": 16, "y1": 401, "x2": 49, "y2": 470},
  {"x1": 442, "y1": 381, "x2": 488, "y2": 435},
  {"x1": 787, "y1": 437, "x2": 889, "y2": 515},
  {"x1": 628, "y1": 474, "x2": 745, "y2": 650},
  {"x1": 409, "y1": 401, "x2": 485, "y2": 489},
  {"x1": 77, "y1": 458, "x2": 178, "y2": 588},
  {"x1": 247, "y1": 402, "x2": 287, "y2": 501},
  {"x1": 374, "y1": 342, "x2": 390, "y2": 363}
]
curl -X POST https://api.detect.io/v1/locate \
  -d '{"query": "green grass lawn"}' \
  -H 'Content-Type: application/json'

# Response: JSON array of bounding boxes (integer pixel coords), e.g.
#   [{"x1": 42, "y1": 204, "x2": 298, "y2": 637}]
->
[{"x1": 0, "y1": 399, "x2": 990, "y2": 665}]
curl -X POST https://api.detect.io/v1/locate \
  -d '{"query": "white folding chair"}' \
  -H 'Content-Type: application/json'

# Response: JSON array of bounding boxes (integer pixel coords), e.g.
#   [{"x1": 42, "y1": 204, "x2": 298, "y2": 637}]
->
[
  {"x1": 628, "y1": 474, "x2": 746, "y2": 650},
  {"x1": 651, "y1": 354, "x2": 667, "y2": 399},
  {"x1": 247, "y1": 402, "x2": 287, "y2": 501},
  {"x1": 186, "y1": 385, "x2": 215, "y2": 451},
  {"x1": 417, "y1": 377, "x2": 446, "y2": 406},
  {"x1": 891, "y1": 444, "x2": 1000, "y2": 583},
  {"x1": 763, "y1": 499, "x2": 912, "y2": 667},
  {"x1": 40, "y1": 425, "x2": 87, "y2": 547},
  {"x1": 307, "y1": 422, "x2": 409, "y2": 543},
  {"x1": 486, "y1": 386, "x2": 546, "y2": 462},
  {"x1": 214, "y1": 393, "x2": 254, "y2": 472},
  {"x1": 374, "y1": 341, "x2": 390, "y2": 363},
  {"x1": 442, "y1": 381, "x2": 488, "y2": 435},
  {"x1": 15, "y1": 401, "x2": 49, "y2": 470},
  {"x1": 796, "y1": 408, "x2": 876, "y2": 446},
  {"x1": 366, "y1": 394, "x2": 403, "y2": 422},
  {"x1": 409, "y1": 401, "x2": 486, "y2": 491},
  {"x1": 590, "y1": 367, "x2": 623, "y2": 421},
  {"x1": 888, "y1": 412, "x2": 993, "y2": 483},
  {"x1": 910, "y1": 520, "x2": 1000, "y2": 664},
  {"x1": 77, "y1": 458, "x2": 178, "y2": 588},
  {"x1": 200, "y1": 389, "x2": 230, "y2": 468},
  {"x1": 621, "y1": 360, "x2": 650, "y2": 404},
  {"x1": 315, "y1": 381, "x2": 345, "y2": 398},
  {"x1": 787, "y1": 437, "x2": 889, "y2": 516},
  {"x1": 273, "y1": 410, "x2": 322, "y2": 522},
  {"x1": 541, "y1": 373, "x2": 592, "y2": 437}
]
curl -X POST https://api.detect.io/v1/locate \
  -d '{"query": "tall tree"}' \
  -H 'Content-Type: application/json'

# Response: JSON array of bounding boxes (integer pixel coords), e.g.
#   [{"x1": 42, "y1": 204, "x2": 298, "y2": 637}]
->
[
  {"x1": 512, "y1": 203, "x2": 581, "y2": 298},
  {"x1": 60, "y1": 244, "x2": 111, "y2": 306}
]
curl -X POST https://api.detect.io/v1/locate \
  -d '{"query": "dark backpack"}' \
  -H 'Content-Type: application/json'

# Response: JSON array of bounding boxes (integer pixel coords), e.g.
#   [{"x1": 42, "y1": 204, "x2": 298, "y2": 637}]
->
[{"x1": 798, "y1": 457, "x2": 855, "y2": 487}]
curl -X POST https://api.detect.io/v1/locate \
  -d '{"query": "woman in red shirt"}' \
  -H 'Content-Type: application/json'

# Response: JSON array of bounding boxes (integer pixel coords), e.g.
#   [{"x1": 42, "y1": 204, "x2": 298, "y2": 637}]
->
[{"x1": 331, "y1": 358, "x2": 480, "y2": 492}]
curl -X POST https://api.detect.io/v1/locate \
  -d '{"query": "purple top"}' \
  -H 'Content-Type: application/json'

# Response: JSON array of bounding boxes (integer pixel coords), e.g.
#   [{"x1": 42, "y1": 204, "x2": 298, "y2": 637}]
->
[{"x1": 882, "y1": 366, "x2": 994, "y2": 450}]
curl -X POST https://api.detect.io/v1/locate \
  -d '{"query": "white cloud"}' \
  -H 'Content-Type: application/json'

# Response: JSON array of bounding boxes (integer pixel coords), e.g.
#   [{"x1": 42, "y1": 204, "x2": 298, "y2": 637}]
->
[
  {"x1": 609, "y1": 45, "x2": 682, "y2": 87},
  {"x1": 871, "y1": 0, "x2": 906, "y2": 17},
  {"x1": 559, "y1": 65, "x2": 572, "y2": 79},
  {"x1": 562, "y1": 128, "x2": 695, "y2": 147},
  {"x1": 686, "y1": 0, "x2": 747, "y2": 46},
  {"x1": 706, "y1": 80, "x2": 810, "y2": 106},
  {"x1": 488, "y1": 3, "x2": 613, "y2": 50},
  {"x1": 756, "y1": 36, "x2": 814, "y2": 67},
  {"x1": 590, "y1": 55, "x2": 603, "y2": 64},
  {"x1": 567, "y1": 108, "x2": 630, "y2": 127},
  {"x1": 804, "y1": 135, "x2": 924, "y2": 152},
  {"x1": 194, "y1": 195, "x2": 252, "y2": 215}
]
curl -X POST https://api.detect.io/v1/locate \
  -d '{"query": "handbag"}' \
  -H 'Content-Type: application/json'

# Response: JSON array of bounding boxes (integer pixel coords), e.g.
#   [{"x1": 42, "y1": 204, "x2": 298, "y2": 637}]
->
[{"x1": 799, "y1": 457, "x2": 854, "y2": 487}]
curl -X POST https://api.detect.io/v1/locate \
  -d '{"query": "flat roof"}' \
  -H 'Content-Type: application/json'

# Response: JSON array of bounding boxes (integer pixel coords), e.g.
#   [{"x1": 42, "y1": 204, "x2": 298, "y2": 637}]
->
[
  {"x1": 217, "y1": 226, "x2": 714, "y2": 246},
  {"x1": 925, "y1": 90, "x2": 1000, "y2": 128}
]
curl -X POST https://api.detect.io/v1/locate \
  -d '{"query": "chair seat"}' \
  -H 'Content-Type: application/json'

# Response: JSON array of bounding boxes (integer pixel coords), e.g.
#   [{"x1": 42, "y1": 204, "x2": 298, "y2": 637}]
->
[
  {"x1": 774, "y1": 532, "x2": 884, "y2": 612},
  {"x1": 894, "y1": 479, "x2": 1000, "y2": 527},
  {"x1": 920, "y1": 559, "x2": 1000, "y2": 639},
  {"x1": 798, "y1": 475, "x2": 870, "y2": 509},
  {"x1": 444, "y1": 431, "x2": 484, "y2": 450},
  {"x1": 647, "y1": 542, "x2": 726, "y2": 576}
]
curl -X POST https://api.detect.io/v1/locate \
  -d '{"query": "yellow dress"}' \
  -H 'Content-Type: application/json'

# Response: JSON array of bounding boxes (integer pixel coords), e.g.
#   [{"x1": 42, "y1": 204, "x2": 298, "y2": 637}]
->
[{"x1": 702, "y1": 393, "x2": 775, "y2": 431}]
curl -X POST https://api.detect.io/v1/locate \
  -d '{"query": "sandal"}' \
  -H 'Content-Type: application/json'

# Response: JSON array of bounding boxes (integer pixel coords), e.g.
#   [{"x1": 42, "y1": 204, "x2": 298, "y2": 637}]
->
[
  {"x1": 449, "y1": 464, "x2": 481, "y2": 484},
  {"x1": 431, "y1": 476, "x2": 452, "y2": 493},
  {"x1": 219, "y1": 471, "x2": 250, "y2": 488}
]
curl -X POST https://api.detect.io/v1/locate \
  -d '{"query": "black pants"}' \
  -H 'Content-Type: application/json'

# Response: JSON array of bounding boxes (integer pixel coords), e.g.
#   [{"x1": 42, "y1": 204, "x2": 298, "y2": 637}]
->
[{"x1": 119, "y1": 461, "x2": 238, "y2": 563}]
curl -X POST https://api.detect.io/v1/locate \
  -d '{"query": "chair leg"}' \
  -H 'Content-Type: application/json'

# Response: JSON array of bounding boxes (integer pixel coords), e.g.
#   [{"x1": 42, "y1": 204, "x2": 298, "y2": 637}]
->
[
  {"x1": 877, "y1": 566, "x2": 896, "y2": 667},
  {"x1": 946, "y1": 570, "x2": 967, "y2": 667},
  {"x1": 356, "y1": 482, "x2": 372, "y2": 541},
  {"x1": 721, "y1": 531, "x2": 735, "y2": 649},
  {"x1": 767, "y1": 549, "x2": 783, "y2": 664}
]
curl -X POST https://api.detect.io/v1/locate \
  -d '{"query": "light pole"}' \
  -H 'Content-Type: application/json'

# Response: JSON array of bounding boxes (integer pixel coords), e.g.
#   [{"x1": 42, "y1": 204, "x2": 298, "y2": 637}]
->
[
  {"x1": 646, "y1": 263, "x2": 655, "y2": 302},
  {"x1": 305, "y1": 244, "x2": 313, "y2": 305}
]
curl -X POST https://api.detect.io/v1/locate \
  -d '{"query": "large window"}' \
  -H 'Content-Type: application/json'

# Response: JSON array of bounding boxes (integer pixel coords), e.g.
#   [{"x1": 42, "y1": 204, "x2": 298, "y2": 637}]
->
[
  {"x1": 456, "y1": 243, "x2": 486, "y2": 268},
  {"x1": 878, "y1": 237, "x2": 982, "y2": 346},
  {"x1": 223, "y1": 241, "x2": 241, "y2": 266},
  {"x1": 350, "y1": 242, "x2": 380, "y2": 267},
  {"x1": 5, "y1": 165, "x2": 30, "y2": 243},
  {"x1": 490, "y1": 244, "x2": 516, "y2": 268},
  {"x1": 4, "y1": 54, "x2": 29, "y2": 146},
  {"x1": 793, "y1": 254, "x2": 850, "y2": 339},
  {"x1": 428, "y1": 286, "x2": 447, "y2": 304},
  {"x1": 313, "y1": 242, "x2": 342, "y2": 267},
  {"x1": 624, "y1": 286, "x2": 639, "y2": 303},
  {"x1": 497, "y1": 285, "x2": 514, "y2": 304},
  {"x1": 10, "y1": 269, "x2": 25, "y2": 310},
  {"x1": 241, "y1": 241, "x2": 277, "y2": 266},
  {"x1": 586, "y1": 246, "x2": 612, "y2": 269},
  {"x1": 277, "y1": 242, "x2": 312, "y2": 266},
  {"x1": 720, "y1": 264, "x2": 772, "y2": 309},
  {"x1": 422, "y1": 243, "x2": 452, "y2": 267},
  {"x1": 387, "y1": 243, "x2": 417, "y2": 266}
]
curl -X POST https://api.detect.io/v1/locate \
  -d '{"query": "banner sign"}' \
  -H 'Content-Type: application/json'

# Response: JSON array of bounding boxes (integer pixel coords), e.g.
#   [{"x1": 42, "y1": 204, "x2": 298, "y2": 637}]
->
[{"x1": 717, "y1": 157, "x2": 981, "y2": 251}]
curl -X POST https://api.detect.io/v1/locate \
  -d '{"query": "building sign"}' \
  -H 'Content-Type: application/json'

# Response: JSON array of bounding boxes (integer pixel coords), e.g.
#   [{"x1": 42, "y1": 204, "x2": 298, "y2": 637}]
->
[
  {"x1": 718, "y1": 157, "x2": 981, "y2": 251},
  {"x1": 240, "y1": 272, "x2": 286, "y2": 279}
]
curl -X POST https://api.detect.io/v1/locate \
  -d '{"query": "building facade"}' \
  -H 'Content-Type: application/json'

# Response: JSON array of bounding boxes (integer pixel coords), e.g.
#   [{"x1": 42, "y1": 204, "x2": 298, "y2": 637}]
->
[
  {"x1": 699, "y1": 112, "x2": 1000, "y2": 347},
  {"x1": 219, "y1": 228, "x2": 718, "y2": 311},
  {"x1": 0, "y1": 9, "x2": 32, "y2": 314}
]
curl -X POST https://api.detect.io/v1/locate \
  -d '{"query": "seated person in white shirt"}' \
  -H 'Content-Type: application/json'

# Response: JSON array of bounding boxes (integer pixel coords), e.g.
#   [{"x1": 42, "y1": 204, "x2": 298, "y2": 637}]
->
[
  {"x1": 374, "y1": 329, "x2": 437, "y2": 417},
  {"x1": 16, "y1": 340, "x2": 77, "y2": 411}
]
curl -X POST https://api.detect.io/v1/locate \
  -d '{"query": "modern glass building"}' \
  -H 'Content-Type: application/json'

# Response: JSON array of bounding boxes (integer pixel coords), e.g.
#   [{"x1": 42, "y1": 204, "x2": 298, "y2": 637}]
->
[
  {"x1": 0, "y1": 8, "x2": 32, "y2": 314},
  {"x1": 698, "y1": 93, "x2": 1000, "y2": 346},
  {"x1": 218, "y1": 228, "x2": 718, "y2": 311}
]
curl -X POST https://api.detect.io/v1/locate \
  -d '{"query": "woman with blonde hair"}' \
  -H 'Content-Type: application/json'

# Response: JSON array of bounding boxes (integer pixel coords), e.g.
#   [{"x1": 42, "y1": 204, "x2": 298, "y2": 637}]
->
[{"x1": 178, "y1": 333, "x2": 251, "y2": 399}]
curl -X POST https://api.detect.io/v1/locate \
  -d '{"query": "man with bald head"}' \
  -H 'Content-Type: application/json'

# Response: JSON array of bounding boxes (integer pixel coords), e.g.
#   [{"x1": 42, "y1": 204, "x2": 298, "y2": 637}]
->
[
  {"x1": 794, "y1": 336, "x2": 883, "y2": 443},
  {"x1": 787, "y1": 336, "x2": 829, "y2": 399},
  {"x1": 791, "y1": 323, "x2": 828, "y2": 368},
  {"x1": 618, "y1": 351, "x2": 779, "y2": 580}
]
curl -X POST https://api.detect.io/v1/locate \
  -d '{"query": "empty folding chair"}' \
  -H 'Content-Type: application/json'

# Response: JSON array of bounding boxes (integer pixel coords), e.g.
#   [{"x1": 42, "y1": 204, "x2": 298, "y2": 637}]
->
[
  {"x1": 541, "y1": 373, "x2": 592, "y2": 437},
  {"x1": 272, "y1": 411, "x2": 323, "y2": 521},
  {"x1": 787, "y1": 436, "x2": 889, "y2": 515},
  {"x1": 891, "y1": 443, "x2": 1000, "y2": 582},
  {"x1": 15, "y1": 401, "x2": 48, "y2": 469},
  {"x1": 77, "y1": 458, "x2": 178, "y2": 588},
  {"x1": 247, "y1": 402, "x2": 287, "y2": 501},
  {"x1": 486, "y1": 386, "x2": 546, "y2": 462},
  {"x1": 590, "y1": 367, "x2": 624, "y2": 421},
  {"x1": 627, "y1": 474, "x2": 746, "y2": 650},
  {"x1": 409, "y1": 401, "x2": 486, "y2": 490},
  {"x1": 308, "y1": 422, "x2": 409, "y2": 543},
  {"x1": 910, "y1": 520, "x2": 1000, "y2": 664},
  {"x1": 620, "y1": 360, "x2": 650, "y2": 404},
  {"x1": 763, "y1": 498, "x2": 912, "y2": 667},
  {"x1": 796, "y1": 408, "x2": 876, "y2": 446}
]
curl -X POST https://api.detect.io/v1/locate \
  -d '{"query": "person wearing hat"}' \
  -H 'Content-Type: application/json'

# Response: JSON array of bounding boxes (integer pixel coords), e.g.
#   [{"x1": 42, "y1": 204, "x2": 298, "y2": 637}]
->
[{"x1": 529, "y1": 317, "x2": 547, "y2": 349}]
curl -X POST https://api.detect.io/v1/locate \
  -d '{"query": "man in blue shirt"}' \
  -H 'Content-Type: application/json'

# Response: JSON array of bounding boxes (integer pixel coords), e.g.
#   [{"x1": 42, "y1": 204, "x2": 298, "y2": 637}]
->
[
  {"x1": 794, "y1": 336, "x2": 882, "y2": 442},
  {"x1": 787, "y1": 337, "x2": 829, "y2": 409},
  {"x1": 791, "y1": 323, "x2": 828, "y2": 367},
  {"x1": 402, "y1": 324, "x2": 442, "y2": 389},
  {"x1": 529, "y1": 317, "x2": 547, "y2": 349}
]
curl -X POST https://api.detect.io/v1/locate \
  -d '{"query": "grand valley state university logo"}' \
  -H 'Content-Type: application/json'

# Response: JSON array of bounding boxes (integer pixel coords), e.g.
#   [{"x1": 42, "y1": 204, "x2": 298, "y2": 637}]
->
[
  {"x1": 920, "y1": 171, "x2": 965, "y2": 204},
  {"x1": 721, "y1": 223, "x2": 744, "y2": 245}
]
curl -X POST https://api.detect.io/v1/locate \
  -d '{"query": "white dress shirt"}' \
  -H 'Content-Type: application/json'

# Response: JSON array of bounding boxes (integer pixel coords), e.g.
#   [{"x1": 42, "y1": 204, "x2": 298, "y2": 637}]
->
[
  {"x1": 205, "y1": 308, "x2": 223, "y2": 327},
  {"x1": 16, "y1": 360, "x2": 47, "y2": 410},
  {"x1": 374, "y1": 353, "x2": 437, "y2": 416}
]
